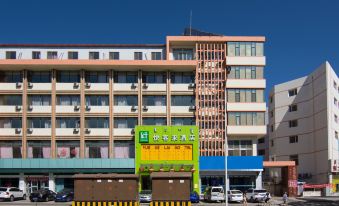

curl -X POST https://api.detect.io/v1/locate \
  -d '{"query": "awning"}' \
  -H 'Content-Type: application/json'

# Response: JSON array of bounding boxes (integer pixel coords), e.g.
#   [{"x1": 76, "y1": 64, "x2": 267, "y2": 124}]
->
[{"x1": 200, "y1": 156, "x2": 263, "y2": 172}]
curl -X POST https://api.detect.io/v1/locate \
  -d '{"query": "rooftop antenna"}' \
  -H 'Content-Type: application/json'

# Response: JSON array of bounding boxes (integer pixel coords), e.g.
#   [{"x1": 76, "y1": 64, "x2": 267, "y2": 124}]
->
[{"x1": 189, "y1": 10, "x2": 192, "y2": 36}]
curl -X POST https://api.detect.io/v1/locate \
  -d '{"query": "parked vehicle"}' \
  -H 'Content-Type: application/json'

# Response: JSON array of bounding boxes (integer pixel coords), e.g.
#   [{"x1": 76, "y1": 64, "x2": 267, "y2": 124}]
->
[
  {"x1": 227, "y1": 190, "x2": 243, "y2": 203},
  {"x1": 204, "y1": 186, "x2": 225, "y2": 202},
  {"x1": 139, "y1": 190, "x2": 152, "y2": 203},
  {"x1": 54, "y1": 188, "x2": 74, "y2": 202},
  {"x1": 0, "y1": 187, "x2": 26, "y2": 201},
  {"x1": 29, "y1": 189, "x2": 56, "y2": 202},
  {"x1": 246, "y1": 188, "x2": 270, "y2": 202},
  {"x1": 190, "y1": 191, "x2": 199, "y2": 203}
]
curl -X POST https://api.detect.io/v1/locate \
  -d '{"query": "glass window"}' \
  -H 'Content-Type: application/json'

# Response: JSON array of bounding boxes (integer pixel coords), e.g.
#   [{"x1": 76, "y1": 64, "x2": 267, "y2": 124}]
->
[
  {"x1": 289, "y1": 154, "x2": 299, "y2": 165},
  {"x1": 0, "y1": 95, "x2": 22, "y2": 105},
  {"x1": 85, "y1": 95, "x2": 109, "y2": 106},
  {"x1": 85, "y1": 71, "x2": 108, "y2": 83},
  {"x1": 0, "y1": 118, "x2": 21, "y2": 128},
  {"x1": 85, "y1": 117, "x2": 109, "y2": 128},
  {"x1": 47, "y1": 51, "x2": 58, "y2": 59},
  {"x1": 289, "y1": 104, "x2": 298, "y2": 112},
  {"x1": 289, "y1": 135, "x2": 298, "y2": 143},
  {"x1": 56, "y1": 141, "x2": 80, "y2": 158},
  {"x1": 0, "y1": 71, "x2": 22, "y2": 83},
  {"x1": 114, "y1": 95, "x2": 137, "y2": 106},
  {"x1": 68, "y1": 52, "x2": 78, "y2": 60},
  {"x1": 0, "y1": 141, "x2": 22, "y2": 158},
  {"x1": 134, "y1": 52, "x2": 143, "y2": 60},
  {"x1": 151, "y1": 52, "x2": 162, "y2": 60},
  {"x1": 228, "y1": 140, "x2": 252, "y2": 156},
  {"x1": 114, "y1": 117, "x2": 137, "y2": 128},
  {"x1": 289, "y1": 120, "x2": 298, "y2": 127},
  {"x1": 227, "y1": 42, "x2": 235, "y2": 56},
  {"x1": 109, "y1": 52, "x2": 119, "y2": 60},
  {"x1": 6, "y1": 51, "x2": 16, "y2": 59},
  {"x1": 32, "y1": 51, "x2": 41, "y2": 59},
  {"x1": 114, "y1": 141, "x2": 135, "y2": 158},
  {"x1": 143, "y1": 96, "x2": 166, "y2": 106},
  {"x1": 173, "y1": 48, "x2": 193, "y2": 60},
  {"x1": 27, "y1": 141, "x2": 51, "y2": 159},
  {"x1": 89, "y1": 52, "x2": 99, "y2": 60},
  {"x1": 85, "y1": 141, "x2": 108, "y2": 158},
  {"x1": 171, "y1": 95, "x2": 195, "y2": 106},
  {"x1": 142, "y1": 72, "x2": 166, "y2": 83},
  {"x1": 228, "y1": 112, "x2": 265, "y2": 125},
  {"x1": 171, "y1": 72, "x2": 194, "y2": 83},
  {"x1": 27, "y1": 117, "x2": 51, "y2": 128},
  {"x1": 227, "y1": 89, "x2": 263, "y2": 103},
  {"x1": 143, "y1": 118, "x2": 166, "y2": 126},
  {"x1": 28, "y1": 95, "x2": 51, "y2": 106},
  {"x1": 171, "y1": 117, "x2": 195, "y2": 125},
  {"x1": 288, "y1": 88, "x2": 298, "y2": 97},
  {"x1": 114, "y1": 71, "x2": 137, "y2": 83},
  {"x1": 227, "y1": 42, "x2": 264, "y2": 56},
  {"x1": 56, "y1": 117, "x2": 80, "y2": 128},
  {"x1": 56, "y1": 95, "x2": 80, "y2": 106},
  {"x1": 27, "y1": 71, "x2": 51, "y2": 83},
  {"x1": 56, "y1": 71, "x2": 80, "y2": 83},
  {"x1": 228, "y1": 66, "x2": 264, "y2": 79}
]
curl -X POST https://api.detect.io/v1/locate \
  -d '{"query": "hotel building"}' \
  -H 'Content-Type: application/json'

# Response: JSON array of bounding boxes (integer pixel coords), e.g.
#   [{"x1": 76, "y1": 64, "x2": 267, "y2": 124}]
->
[{"x1": 0, "y1": 34, "x2": 266, "y2": 193}]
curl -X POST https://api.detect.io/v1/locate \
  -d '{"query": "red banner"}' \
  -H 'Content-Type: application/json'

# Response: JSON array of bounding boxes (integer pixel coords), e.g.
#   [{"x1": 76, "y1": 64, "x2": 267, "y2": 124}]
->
[{"x1": 303, "y1": 183, "x2": 332, "y2": 189}]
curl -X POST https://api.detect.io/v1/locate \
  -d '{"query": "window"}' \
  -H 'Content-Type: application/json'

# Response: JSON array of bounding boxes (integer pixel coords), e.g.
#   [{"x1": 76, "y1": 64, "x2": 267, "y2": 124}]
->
[
  {"x1": 335, "y1": 115, "x2": 338, "y2": 123},
  {"x1": 270, "y1": 125, "x2": 274, "y2": 132},
  {"x1": 288, "y1": 88, "x2": 297, "y2": 97},
  {"x1": 0, "y1": 71, "x2": 22, "y2": 83},
  {"x1": 109, "y1": 52, "x2": 119, "y2": 60},
  {"x1": 335, "y1": 98, "x2": 338, "y2": 105},
  {"x1": 334, "y1": 81, "x2": 337, "y2": 89},
  {"x1": 6, "y1": 51, "x2": 16, "y2": 59},
  {"x1": 85, "y1": 117, "x2": 109, "y2": 128},
  {"x1": 227, "y1": 89, "x2": 264, "y2": 103},
  {"x1": 227, "y1": 42, "x2": 264, "y2": 56},
  {"x1": 85, "y1": 95, "x2": 109, "y2": 106},
  {"x1": 228, "y1": 140, "x2": 252, "y2": 156},
  {"x1": 89, "y1": 52, "x2": 99, "y2": 60},
  {"x1": 228, "y1": 66, "x2": 264, "y2": 79},
  {"x1": 0, "y1": 141, "x2": 22, "y2": 158},
  {"x1": 270, "y1": 111, "x2": 274, "y2": 118},
  {"x1": 134, "y1": 52, "x2": 143, "y2": 60},
  {"x1": 68, "y1": 51, "x2": 78, "y2": 60},
  {"x1": 27, "y1": 71, "x2": 51, "y2": 83},
  {"x1": 27, "y1": 141, "x2": 51, "y2": 158},
  {"x1": 0, "y1": 118, "x2": 21, "y2": 128},
  {"x1": 114, "y1": 96, "x2": 137, "y2": 106},
  {"x1": 173, "y1": 48, "x2": 194, "y2": 60},
  {"x1": 28, "y1": 95, "x2": 51, "y2": 106},
  {"x1": 142, "y1": 117, "x2": 166, "y2": 126},
  {"x1": 114, "y1": 71, "x2": 137, "y2": 83},
  {"x1": 56, "y1": 118, "x2": 80, "y2": 128},
  {"x1": 289, "y1": 104, "x2": 298, "y2": 112},
  {"x1": 171, "y1": 117, "x2": 195, "y2": 125},
  {"x1": 151, "y1": 52, "x2": 162, "y2": 60},
  {"x1": 114, "y1": 118, "x2": 137, "y2": 128},
  {"x1": 56, "y1": 141, "x2": 80, "y2": 158},
  {"x1": 0, "y1": 95, "x2": 22, "y2": 105},
  {"x1": 85, "y1": 71, "x2": 108, "y2": 83},
  {"x1": 171, "y1": 72, "x2": 194, "y2": 83},
  {"x1": 290, "y1": 154, "x2": 299, "y2": 165},
  {"x1": 56, "y1": 71, "x2": 80, "y2": 83},
  {"x1": 85, "y1": 141, "x2": 108, "y2": 158},
  {"x1": 336, "y1": 131, "x2": 338, "y2": 138},
  {"x1": 289, "y1": 120, "x2": 298, "y2": 128},
  {"x1": 32, "y1": 51, "x2": 41, "y2": 59},
  {"x1": 143, "y1": 96, "x2": 166, "y2": 106},
  {"x1": 289, "y1": 135, "x2": 299, "y2": 143},
  {"x1": 258, "y1": 149, "x2": 265, "y2": 156},
  {"x1": 56, "y1": 95, "x2": 80, "y2": 106},
  {"x1": 270, "y1": 96, "x2": 273, "y2": 103},
  {"x1": 27, "y1": 117, "x2": 51, "y2": 128},
  {"x1": 142, "y1": 72, "x2": 166, "y2": 83},
  {"x1": 258, "y1": 138, "x2": 265, "y2": 144},
  {"x1": 114, "y1": 141, "x2": 135, "y2": 158},
  {"x1": 47, "y1": 51, "x2": 58, "y2": 59},
  {"x1": 228, "y1": 112, "x2": 265, "y2": 125},
  {"x1": 271, "y1": 140, "x2": 274, "y2": 147},
  {"x1": 171, "y1": 95, "x2": 195, "y2": 106}
]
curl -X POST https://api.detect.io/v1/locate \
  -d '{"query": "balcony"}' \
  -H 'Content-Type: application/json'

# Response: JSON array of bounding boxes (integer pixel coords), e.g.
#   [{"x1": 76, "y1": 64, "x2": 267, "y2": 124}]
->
[
  {"x1": 171, "y1": 83, "x2": 195, "y2": 93},
  {"x1": 0, "y1": 128, "x2": 22, "y2": 136},
  {"x1": 113, "y1": 83, "x2": 138, "y2": 92},
  {"x1": 142, "y1": 106, "x2": 166, "y2": 114},
  {"x1": 226, "y1": 56, "x2": 266, "y2": 66},
  {"x1": 113, "y1": 106, "x2": 138, "y2": 114},
  {"x1": 227, "y1": 125, "x2": 266, "y2": 136},
  {"x1": 0, "y1": 105, "x2": 23, "y2": 113},
  {"x1": 85, "y1": 106, "x2": 109, "y2": 114},
  {"x1": 56, "y1": 83, "x2": 80, "y2": 91},
  {"x1": 26, "y1": 128, "x2": 51, "y2": 136},
  {"x1": 27, "y1": 83, "x2": 52, "y2": 91},
  {"x1": 84, "y1": 128, "x2": 109, "y2": 137},
  {"x1": 56, "y1": 105, "x2": 81, "y2": 114},
  {"x1": 142, "y1": 83, "x2": 166, "y2": 92},
  {"x1": 171, "y1": 106, "x2": 195, "y2": 114},
  {"x1": 84, "y1": 83, "x2": 109, "y2": 91},
  {"x1": 0, "y1": 83, "x2": 22, "y2": 91},
  {"x1": 226, "y1": 103, "x2": 266, "y2": 112},
  {"x1": 114, "y1": 128, "x2": 134, "y2": 137},
  {"x1": 27, "y1": 106, "x2": 51, "y2": 113},
  {"x1": 56, "y1": 128, "x2": 80, "y2": 136},
  {"x1": 226, "y1": 79, "x2": 266, "y2": 89}
]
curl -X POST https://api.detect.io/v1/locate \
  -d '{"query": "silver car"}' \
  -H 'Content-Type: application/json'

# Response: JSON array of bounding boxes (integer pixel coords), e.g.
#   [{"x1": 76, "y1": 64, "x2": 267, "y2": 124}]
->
[
  {"x1": 139, "y1": 190, "x2": 152, "y2": 203},
  {"x1": 0, "y1": 187, "x2": 26, "y2": 201}
]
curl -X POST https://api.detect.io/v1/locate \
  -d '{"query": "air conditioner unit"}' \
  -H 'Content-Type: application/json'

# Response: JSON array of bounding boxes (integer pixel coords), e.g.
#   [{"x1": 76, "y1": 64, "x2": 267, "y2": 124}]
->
[
  {"x1": 85, "y1": 82, "x2": 91, "y2": 88},
  {"x1": 188, "y1": 83, "x2": 196, "y2": 88},
  {"x1": 74, "y1": 105, "x2": 80, "y2": 111},
  {"x1": 15, "y1": 105, "x2": 22, "y2": 111},
  {"x1": 73, "y1": 128, "x2": 79, "y2": 133},
  {"x1": 131, "y1": 83, "x2": 137, "y2": 89},
  {"x1": 28, "y1": 105, "x2": 33, "y2": 111},
  {"x1": 15, "y1": 128, "x2": 21, "y2": 134},
  {"x1": 27, "y1": 128, "x2": 33, "y2": 133},
  {"x1": 143, "y1": 105, "x2": 148, "y2": 111},
  {"x1": 143, "y1": 83, "x2": 148, "y2": 88},
  {"x1": 73, "y1": 82, "x2": 79, "y2": 88},
  {"x1": 85, "y1": 128, "x2": 91, "y2": 134},
  {"x1": 131, "y1": 129, "x2": 135, "y2": 134},
  {"x1": 131, "y1": 105, "x2": 138, "y2": 111},
  {"x1": 85, "y1": 105, "x2": 91, "y2": 111},
  {"x1": 189, "y1": 105, "x2": 196, "y2": 110},
  {"x1": 27, "y1": 82, "x2": 33, "y2": 88},
  {"x1": 16, "y1": 82, "x2": 22, "y2": 88}
]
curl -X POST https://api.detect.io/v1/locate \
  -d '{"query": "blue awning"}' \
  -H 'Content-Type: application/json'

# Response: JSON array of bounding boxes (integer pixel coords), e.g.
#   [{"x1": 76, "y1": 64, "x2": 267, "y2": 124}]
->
[{"x1": 200, "y1": 156, "x2": 263, "y2": 171}]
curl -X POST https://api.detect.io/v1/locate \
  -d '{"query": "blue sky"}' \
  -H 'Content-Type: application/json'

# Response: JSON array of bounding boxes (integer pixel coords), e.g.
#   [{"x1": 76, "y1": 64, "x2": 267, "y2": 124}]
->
[{"x1": 1, "y1": 0, "x2": 338, "y2": 96}]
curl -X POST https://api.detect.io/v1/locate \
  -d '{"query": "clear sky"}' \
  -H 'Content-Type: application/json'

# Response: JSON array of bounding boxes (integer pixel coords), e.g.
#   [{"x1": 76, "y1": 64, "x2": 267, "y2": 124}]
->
[{"x1": 1, "y1": 0, "x2": 338, "y2": 97}]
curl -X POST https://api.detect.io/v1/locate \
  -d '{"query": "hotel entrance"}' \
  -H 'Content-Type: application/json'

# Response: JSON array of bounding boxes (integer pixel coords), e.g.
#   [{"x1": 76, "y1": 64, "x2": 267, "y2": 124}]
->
[{"x1": 26, "y1": 176, "x2": 49, "y2": 194}]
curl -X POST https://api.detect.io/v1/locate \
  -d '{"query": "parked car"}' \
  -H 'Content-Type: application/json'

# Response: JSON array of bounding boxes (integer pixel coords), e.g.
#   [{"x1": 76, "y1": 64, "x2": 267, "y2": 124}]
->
[
  {"x1": 227, "y1": 190, "x2": 243, "y2": 203},
  {"x1": 190, "y1": 191, "x2": 199, "y2": 203},
  {"x1": 204, "y1": 186, "x2": 225, "y2": 202},
  {"x1": 0, "y1": 187, "x2": 26, "y2": 201},
  {"x1": 246, "y1": 188, "x2": 270, "y2": 202},
  {"x1": 54, "y1": 188, "x2": 74, "y2": 202},
  {"x1": 29, "y1": 189, "x2": 56, "y2": 202},
  {"x1": 139, "y1": 190, "x2": 152, "y2": 203}
]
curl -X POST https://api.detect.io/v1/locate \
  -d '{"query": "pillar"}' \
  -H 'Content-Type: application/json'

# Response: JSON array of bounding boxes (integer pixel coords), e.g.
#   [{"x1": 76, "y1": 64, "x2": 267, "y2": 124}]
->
[
  {"x1": 19, "y1": 173, "x2": 26, "y2": 193},
  {"x1": 256, "y1": 171, "x2": 263, "y2": 189},
  {"x1": 48, "y1": 173, "x2": 55, "y2": 192}
]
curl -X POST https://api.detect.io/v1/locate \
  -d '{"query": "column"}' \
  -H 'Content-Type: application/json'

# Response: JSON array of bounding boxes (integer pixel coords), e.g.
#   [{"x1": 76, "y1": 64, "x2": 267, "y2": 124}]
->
[
  {"x1": 51, "y1": 69, "x2": 56, "y2": 158},
  {"x1": 80, "y1": 70, "x2": 85, "y2": 158},
  {"x1": 22, "y1": 70, "x2": 27, "y2": 158},
  {"x1": 256, "y1": 171, "x2": 263, "y2": 189},
  {"x1": 48, "y1": 173, "x2": 55, "y2": 192},
  {"x1": 166, "y1": 70, "x2": 171, "y2": 125},
  {"x1": 109, "y1": 70, "x2": 114, "y2": 158},
  {"x1": 19, "y1": 173, "x2": 26, "y2": 193}
]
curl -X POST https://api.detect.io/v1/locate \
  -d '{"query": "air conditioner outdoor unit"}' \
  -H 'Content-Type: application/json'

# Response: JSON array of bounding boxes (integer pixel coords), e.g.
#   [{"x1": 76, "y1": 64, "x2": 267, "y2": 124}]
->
[
  {"x1": 15, "y1": 128, "x2": 21, "y2": 134},
  {"x1": 142, "y1": 105, "x2": 148, "y2": 111},
  {"x1": 131, "y1": 129, "x2": 135, "y2": 134},
  {"x1": 16, "y1": 82, "x2": 22, "y2": 88},
  {"x1": 27, "y1": 128, "x2": 33, "y2": 133},
  {"x1": 74, "y1": 105, "x2": 80, "y2": 111},
  {"x1": 188, "y1": 83, "x2": 196, "y2": 88},
  {"x1": 131, "y1": 83, "x2": 137, "y2": 89},
  {"x1": 85, "y1": 105, "x2": 91, "y2": 111},
  {"x1": 189, "y1": 106, "x2": 196, "y2": 110},
  {"x1": 28, "y1": 105, "x2": 33, "y2": 111},
  {"x1": 27, "y1": 82, "x2": 33, "y2": 88},
  {"x1": 73, "y1": 128, "x2": 79, "y2": 133},
  {"x1": 73, "y1": 82, "x2": 79, "y2": 88},
  {"x1": 15, "y1": 105, "x2": 22, "y2": 111},
  {"x1": 85, "y1": 82, "x2": 91, "y2": 88},
  {"x1": 131, "y1": 105, "x2": 138, "y2": 111},
  {"x1": 85, "y1": 128, "x2": 91, "y2": 134},
  {"x1": 143, "y1": 83, "x2": 148, "y2": 88}
]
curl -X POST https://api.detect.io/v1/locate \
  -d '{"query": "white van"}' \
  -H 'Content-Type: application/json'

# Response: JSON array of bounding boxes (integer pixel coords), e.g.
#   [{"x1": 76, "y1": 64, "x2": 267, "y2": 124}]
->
[{"x1": 204, "y1": 186, "x2": 225, "y2": 202}]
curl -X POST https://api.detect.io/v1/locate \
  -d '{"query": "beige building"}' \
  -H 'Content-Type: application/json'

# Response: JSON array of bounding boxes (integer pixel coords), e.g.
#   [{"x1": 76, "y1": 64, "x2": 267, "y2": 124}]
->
[{"x1": 269, "y1": 62, "x2": 339, "y2": 191}]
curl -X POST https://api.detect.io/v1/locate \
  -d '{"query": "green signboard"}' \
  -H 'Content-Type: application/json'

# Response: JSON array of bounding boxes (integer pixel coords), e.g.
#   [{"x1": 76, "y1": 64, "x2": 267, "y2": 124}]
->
[{"x1": 139, "y1": 131, "x2": 149, "y2": 143}]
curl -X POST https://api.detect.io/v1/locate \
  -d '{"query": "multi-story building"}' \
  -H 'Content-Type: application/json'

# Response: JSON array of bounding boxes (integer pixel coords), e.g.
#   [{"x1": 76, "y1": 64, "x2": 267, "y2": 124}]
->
[
  {"x1": 269, "y1": 61, "x2": 339, "y2": 192},
  {"x1": 0, "y1": 34, "x2": 266, "y2": 193}
]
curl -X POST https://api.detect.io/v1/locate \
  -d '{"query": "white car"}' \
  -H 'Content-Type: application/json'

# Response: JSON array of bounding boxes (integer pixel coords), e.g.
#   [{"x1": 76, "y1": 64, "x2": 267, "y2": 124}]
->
[
  {"x1": 246, "y1": 188, "x2": 270, "y2": 202},
  {"x1": 227, "y1": 190, "x2": 243, "y2": 203},
  {"x1": 204, "y1": 186, "x2": 225, "y2": 202},
  {"x1": 0, "y1": 187, "x2": 26, "y2": 201}
]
